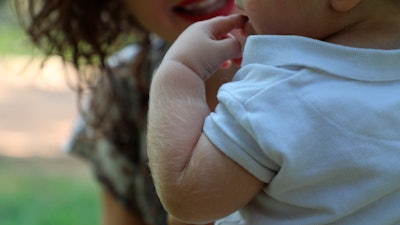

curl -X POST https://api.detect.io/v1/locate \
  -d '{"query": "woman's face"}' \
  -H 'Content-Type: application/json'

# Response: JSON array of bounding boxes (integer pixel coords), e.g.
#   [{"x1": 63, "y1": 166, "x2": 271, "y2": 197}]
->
[{"x1": 123, "y1": 0, "x2": 235, "y2": 43}]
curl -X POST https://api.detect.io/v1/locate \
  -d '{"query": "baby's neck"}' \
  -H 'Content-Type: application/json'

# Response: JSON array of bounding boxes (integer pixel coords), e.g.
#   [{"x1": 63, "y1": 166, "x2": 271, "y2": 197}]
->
[{"x1": 326, "y1": 14, "x2": 400, "y2": 50}]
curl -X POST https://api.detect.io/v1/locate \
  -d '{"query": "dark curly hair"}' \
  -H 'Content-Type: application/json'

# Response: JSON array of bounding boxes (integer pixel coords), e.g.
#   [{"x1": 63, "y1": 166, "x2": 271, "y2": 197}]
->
[
  {"x1": 14, "y1": 0, "x2": 153, "y2": 159},
  {"x1": 15, "y1": 0, "x2": 145, "y2": 68}
]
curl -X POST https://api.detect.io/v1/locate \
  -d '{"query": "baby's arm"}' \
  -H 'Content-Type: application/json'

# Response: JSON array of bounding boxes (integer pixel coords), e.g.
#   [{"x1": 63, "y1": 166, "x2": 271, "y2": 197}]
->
[{"x1": 147, "y1": 15, "x2": 263, "y2": 224}]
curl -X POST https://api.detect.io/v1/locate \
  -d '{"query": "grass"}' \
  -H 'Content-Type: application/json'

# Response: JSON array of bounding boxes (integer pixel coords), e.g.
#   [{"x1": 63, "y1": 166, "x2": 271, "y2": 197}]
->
[{"x1": 0, "y1": 156, "x2": 101, "y2": 225}]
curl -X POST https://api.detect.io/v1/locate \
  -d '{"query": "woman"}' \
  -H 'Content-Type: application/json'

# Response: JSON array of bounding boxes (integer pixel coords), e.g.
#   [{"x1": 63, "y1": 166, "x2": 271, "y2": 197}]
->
[{"x1": 15, "y1": 0, "x2": 239, "y2": 224}]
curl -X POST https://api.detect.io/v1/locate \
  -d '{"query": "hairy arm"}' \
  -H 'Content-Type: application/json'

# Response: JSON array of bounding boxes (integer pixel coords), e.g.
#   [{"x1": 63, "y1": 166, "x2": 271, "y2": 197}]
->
[{"x1": 147, "y1": 15, "x2": 263, "y2": 224}]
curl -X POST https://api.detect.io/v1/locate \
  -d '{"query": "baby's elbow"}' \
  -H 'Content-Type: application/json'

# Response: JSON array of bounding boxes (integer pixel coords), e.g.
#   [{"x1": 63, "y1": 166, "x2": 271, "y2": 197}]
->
[
  {"x1": 160, "y1": 191, "x2": 216, "y2": 224},
  {"x1": 156, "y1": 176, "x2": 227, "y2": 224},
  {"x1": 149, "y1": 169, "x2": 201, "y2": 222}
]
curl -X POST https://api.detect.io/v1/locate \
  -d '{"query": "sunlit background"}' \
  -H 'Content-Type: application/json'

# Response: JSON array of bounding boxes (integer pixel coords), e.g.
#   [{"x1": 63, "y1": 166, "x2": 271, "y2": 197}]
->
[{"x1": 0, "y1": 0, "x2": 101, "y2": 224}]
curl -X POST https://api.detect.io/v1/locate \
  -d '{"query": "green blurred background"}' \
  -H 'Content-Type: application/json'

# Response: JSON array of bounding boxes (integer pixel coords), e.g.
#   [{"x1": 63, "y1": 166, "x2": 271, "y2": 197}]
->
[
  {"x1": 0, "y1": 0, "x2": 34, "y2": 55},
  {"x1": 0, "y1": 0, "x2": 101, "y2": 224}
]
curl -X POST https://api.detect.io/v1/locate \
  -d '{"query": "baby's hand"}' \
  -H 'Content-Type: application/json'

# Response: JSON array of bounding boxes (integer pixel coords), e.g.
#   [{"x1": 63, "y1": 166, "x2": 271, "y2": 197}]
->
[{"x1": 163, "y1": 14, "x2": 248, "y2": 81}]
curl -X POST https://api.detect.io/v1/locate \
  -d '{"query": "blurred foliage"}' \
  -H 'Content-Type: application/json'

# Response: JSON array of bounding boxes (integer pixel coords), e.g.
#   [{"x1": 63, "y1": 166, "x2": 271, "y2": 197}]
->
[{"x1": 0, "y1": 0, "x2": 38, "y2": 55}]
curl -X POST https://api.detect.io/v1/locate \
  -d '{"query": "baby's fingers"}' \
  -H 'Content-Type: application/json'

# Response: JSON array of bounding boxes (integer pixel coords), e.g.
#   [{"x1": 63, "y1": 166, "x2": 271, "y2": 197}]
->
[
  {"x1": 217, "y1": 33, "x2": 243, "y2": 59},
  {"x1": 207, "y1": 14, "x2": 248, "y2": 39}
]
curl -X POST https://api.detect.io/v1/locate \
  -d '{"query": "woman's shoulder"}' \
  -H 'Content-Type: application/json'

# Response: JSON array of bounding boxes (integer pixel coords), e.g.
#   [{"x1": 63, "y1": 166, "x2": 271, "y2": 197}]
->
[
  {"x1": 107, "y1": 36, "x2": 169, "y2": 71},
  {"x1": 107, "y1": 45, "x2": 142, "y2": 69}
]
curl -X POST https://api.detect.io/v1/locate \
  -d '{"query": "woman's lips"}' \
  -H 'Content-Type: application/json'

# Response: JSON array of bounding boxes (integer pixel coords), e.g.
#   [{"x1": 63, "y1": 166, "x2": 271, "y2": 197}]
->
[{"x1": 174, "y1": 0, "x2": 235, "y2": 22}]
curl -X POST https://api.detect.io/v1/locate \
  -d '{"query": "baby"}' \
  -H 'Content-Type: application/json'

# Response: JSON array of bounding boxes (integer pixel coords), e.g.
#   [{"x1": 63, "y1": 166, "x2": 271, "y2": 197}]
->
[{"x1": 148, "y1": 0, "x2": 400, "y2": 224}]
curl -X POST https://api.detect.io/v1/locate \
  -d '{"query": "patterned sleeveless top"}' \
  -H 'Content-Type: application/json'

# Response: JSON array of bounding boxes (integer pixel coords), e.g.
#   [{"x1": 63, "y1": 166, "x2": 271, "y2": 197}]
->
[{"x1": 65, "y1": 36, "x2": 169, "y2": 225}]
